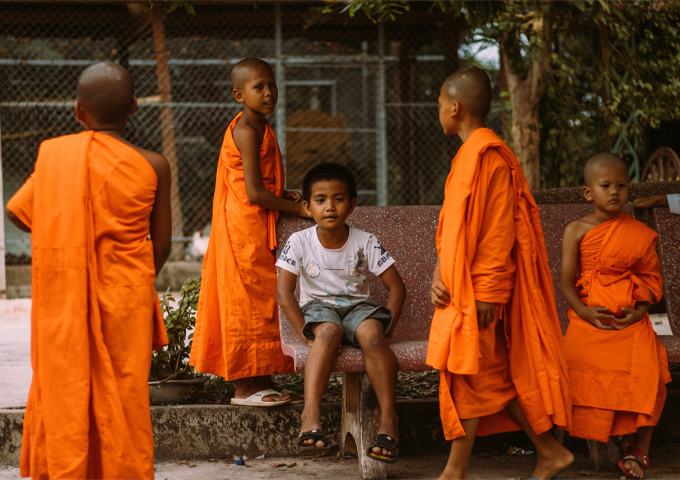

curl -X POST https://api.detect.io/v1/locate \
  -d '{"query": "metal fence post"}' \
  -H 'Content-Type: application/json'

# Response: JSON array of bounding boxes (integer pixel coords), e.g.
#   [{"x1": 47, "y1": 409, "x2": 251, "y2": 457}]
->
[
  {"x1": 275, "y1": 4, "x2": 287, "y2": 186},
  {"x1": 375, "y1": 23, "x2": 388, "y2": 206},
  {"x1": 0, "y1": 111, "x2": 6, "y2": 299}
]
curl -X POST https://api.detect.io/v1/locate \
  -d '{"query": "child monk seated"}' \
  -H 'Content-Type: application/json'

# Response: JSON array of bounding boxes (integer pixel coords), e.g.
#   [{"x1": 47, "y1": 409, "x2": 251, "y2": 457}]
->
[
  {"x1": 560, "y1": 153, "x2": 671, "y2": 480},
  {"x1": 276, "y1": 163, "x2": 406, "y2": 462}
]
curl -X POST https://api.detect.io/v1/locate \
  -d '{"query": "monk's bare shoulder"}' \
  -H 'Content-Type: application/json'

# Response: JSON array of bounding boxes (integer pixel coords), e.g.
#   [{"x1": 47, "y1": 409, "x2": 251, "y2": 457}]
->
[
  {"x1": 564, "y1": 216, "x2": 597, "y2": 244},
  {"x1": 120, "y1": 140, "x2": 169, "y2": 182},
  {"x1": 232, "y1": 117, "x2": 264, "y2": 154}
]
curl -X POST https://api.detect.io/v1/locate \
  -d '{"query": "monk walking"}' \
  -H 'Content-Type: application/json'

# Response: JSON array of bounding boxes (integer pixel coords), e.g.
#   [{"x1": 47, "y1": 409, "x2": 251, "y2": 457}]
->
[
  {"x1": 427, "y1": 67, "x2": 574, "y2": 480},
  {"x1": 6, "y1": 62, "x2": 171, "y2": 479},
  {"x1": 189, "y1": 58, "x2": 307, "y2": 405},
  {"x1": 561, "y1": 153, "x2": 670, "y2": 479}
]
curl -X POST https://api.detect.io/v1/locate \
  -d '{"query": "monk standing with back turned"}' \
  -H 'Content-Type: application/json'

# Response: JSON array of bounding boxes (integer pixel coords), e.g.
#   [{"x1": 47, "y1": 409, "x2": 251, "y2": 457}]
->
[
  {"x1": 427, "y1": 67, "x2": 574, "y2": 480},
  {"x1": 189, "y1": 58, "x2": 307, "y2": 405},
  {"x1": 6, "y1": 62, "x2": 171, "y2": 479}
]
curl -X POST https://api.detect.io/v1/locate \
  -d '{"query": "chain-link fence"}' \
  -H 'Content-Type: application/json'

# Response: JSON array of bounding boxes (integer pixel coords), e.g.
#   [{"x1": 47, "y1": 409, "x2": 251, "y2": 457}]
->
[{"x1": 1, "y1": 2, "x2": 502, "y2": 260}]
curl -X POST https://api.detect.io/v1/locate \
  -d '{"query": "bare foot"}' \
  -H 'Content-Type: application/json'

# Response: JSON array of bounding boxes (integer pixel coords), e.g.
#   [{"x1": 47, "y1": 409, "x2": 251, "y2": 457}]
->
[
  {"x1": 532, "y1": 442, "x2": 574, "y2": 480},
  {"x1": 622, "y1": 458, "x2": 645, "y2": 479}
]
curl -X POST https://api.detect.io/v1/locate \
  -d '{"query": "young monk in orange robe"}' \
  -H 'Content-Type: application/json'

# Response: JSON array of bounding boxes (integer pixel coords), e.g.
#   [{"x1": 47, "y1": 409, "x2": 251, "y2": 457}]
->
[
  {"x1": 189, "y1": 58, "x2": 307, "y2": 405},
  {"x1": 561, "y1": 153, "x2": 670, "y2": 479},
  {"x1": 5, "y1": 62, "x2": 171, "y2": 480},
  {"x1": 427, "y1": 67, "x2": 574, "y2": 480}
]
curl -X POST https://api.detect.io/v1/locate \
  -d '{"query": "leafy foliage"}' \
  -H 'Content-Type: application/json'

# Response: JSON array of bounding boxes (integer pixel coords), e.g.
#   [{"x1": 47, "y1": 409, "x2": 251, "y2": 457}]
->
[
  {"x1": 150, "y1": 276, "x2": 201, "y2": 382},
  {"x1": 149, "y1": 0, "x2": 195, "y2": 15},
  {"x1": 333, "y1": 0, "x2": 680, "y2": 188}
]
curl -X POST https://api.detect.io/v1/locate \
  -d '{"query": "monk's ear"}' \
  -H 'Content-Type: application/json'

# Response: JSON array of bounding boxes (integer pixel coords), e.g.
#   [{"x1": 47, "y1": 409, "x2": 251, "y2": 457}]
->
[
  {"x1": 450, "y1": 100, "x2": 462, "y2": 118},
  {"x1": 129, "y1": 97, "x2": 138, "y2": 116},
  {"x1": 74, "y1": 100, "x2": 89, "y2": 128},
  {"x1": 233, "y1": 88, "x2": 244, "y2": 104},
  {"x1": 582, "y1": 186, "x2": 593, "y2": 202}
]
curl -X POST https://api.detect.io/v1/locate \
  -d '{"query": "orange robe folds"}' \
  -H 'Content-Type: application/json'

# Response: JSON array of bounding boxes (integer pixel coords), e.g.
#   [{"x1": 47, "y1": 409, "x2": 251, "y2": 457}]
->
[
  {"x1": 190, "y1": 112, "x2": 293, "y2": 380},
  {"x1": 565, "y1": 212, "x2": 670, "y2": 442},
  {"x1": 426, "y1": 128, "x2": 572, "y2": 440},
  {"x1": 7, "y1": 131, "x2": 168, "y2": 479}
]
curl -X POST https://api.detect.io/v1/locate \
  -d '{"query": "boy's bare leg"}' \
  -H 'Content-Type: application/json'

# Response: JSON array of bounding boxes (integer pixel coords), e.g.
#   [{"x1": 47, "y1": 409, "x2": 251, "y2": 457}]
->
[
  {"x1": 354, "y1": 319, "x2": 399, "y2": 457},
  {"x1": 235, "y1": 376, "x2": 289, "y2": 403},
  {"x1": 622, "y1": 426, "x2": 653, "y2": 479},
  {"x1": 436, "y1": 417, "x2": 479, "y2": 480},
  {"x1": 505, "y1": 399, "x2": 574, "y2": 480},
  {"x1": 301, "y1": 322, "x2": 343, "y2": 447}
]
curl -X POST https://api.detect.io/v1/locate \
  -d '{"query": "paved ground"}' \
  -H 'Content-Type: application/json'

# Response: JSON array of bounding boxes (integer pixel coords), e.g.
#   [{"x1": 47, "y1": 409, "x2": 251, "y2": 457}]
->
[
  {"x1": 2, "y1": 445, "x2": 680, "y2": 479},
  {"x1": 0, "y1": 299, "x2": 31, "y2": 408}
]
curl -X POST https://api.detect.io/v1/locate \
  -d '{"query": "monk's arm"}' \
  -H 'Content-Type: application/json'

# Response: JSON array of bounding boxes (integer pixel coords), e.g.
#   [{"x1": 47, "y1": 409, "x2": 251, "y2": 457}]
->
[
  {"x1": 235, "y1": 126, "x2": 308, "y2": 217},
  {"x1": 276, "y1": 268, "x2": 312, "y2": 347},
  {"x1": 430, "y1": 257, "x2": 451, "y2": 308},
  {"x1": 631, "y1": 195, "x2": 668, "y2": 209},
  {"x1": 379, "y1": 265, "x2": 406, "y2": 342},
  {"x1": 559, "y1": 221, "x2": 614, "y2": 329},
  {"x1": 5, "y1": 207, "x2": 30, "y2": 233},
  {"x1": 148, "y1": 153, "x2": 172, "y2": 276},
  {"x1": 470, "y1": 156, "x2": 514, "y2": 330}
]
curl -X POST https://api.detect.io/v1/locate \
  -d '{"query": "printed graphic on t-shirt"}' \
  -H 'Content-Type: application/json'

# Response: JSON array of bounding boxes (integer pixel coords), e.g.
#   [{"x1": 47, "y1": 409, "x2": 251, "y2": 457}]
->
[
  {"x1": 348, "y1": 247, "x2": 367, "y2": 277},
  {"x1": 307, "y1": 262, "x2": 321, "y2": 278},
  {"x1": 278, "y1": 241, "x2": 297, "y2": 267},
  {"x1": 375, "y1": 241, "x2": 392, "y2": 268}
]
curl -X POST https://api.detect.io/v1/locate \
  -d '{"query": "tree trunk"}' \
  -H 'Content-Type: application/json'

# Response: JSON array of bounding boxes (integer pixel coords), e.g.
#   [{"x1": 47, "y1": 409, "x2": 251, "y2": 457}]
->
[
  {"x1": 500, "y1": 15, "x2": 553, "y2": 190},
  {"x1": 152, "y1": 8, "x2": 184, "y2": 258}
]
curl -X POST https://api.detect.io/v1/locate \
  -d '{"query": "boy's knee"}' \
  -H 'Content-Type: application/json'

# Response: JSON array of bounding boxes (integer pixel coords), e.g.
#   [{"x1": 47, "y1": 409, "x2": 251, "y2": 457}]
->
[
  {"x1": 311, "y1": 322, "x2": 342, "y2": 344},
  {"x1": 355, "y1": 319, "x2": 386, "y2": 348}
]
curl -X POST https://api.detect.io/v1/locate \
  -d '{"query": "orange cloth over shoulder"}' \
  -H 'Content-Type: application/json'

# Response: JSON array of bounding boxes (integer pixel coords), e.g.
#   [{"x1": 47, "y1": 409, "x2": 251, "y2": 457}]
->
[
  {"x1": 190, "y1": 112, "x2": 293, "y2": 379},
  {"x1": 426, "y1": 128, "x2": 571, "y2": 440},
  {"x1": 565, "y1": 212, "x2": 670, "y2": 442},
  {"x1": 7, "y1": 131, "x2": 168, "y2": 480}
]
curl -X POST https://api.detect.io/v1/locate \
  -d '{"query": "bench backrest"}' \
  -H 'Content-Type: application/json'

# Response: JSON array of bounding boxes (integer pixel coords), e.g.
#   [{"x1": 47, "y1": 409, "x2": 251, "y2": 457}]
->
[
  {"x1": 653, "y1": 208, "x2": 680, "y2": 336},
  {"x1": 276, "y1": 206, "x2": 440, "y2": 344},
  {"x1": 277, "y1": 203, "x2": 641, "y2": 342}
]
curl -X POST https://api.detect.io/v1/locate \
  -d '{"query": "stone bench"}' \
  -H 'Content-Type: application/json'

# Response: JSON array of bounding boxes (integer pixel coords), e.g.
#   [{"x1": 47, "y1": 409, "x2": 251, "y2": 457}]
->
[
  {"x1": 277, "y1": 204, "x2": 680, "y2": 479},
  {"x1": 277, "y1": 206, "x2": 438, "y2": 479}
]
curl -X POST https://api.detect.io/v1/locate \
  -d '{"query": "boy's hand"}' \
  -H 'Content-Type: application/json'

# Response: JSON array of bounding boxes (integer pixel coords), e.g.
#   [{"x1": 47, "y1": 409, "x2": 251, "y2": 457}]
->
[
  {"x1": 577, "y1": 306, "x2": 615, "y2": 329},
  {"x1": 611, "y1": 303, "x2": 649, "y2": 330},
  {"x1": 476, "y1": 301, "x2": 496, "y2": 330},
  {"x1": 431, "y1": 278, "x2": 451, "y2": 308},
  {"x1": 284, "y1": 190, "x2": 302, "y2": 202}
]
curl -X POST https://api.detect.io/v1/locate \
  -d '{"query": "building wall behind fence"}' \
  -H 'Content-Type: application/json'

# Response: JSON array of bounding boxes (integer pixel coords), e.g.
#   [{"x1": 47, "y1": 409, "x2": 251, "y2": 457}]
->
[{"x1": 0, "y1": 2, "x2": 502, "y2": 260}]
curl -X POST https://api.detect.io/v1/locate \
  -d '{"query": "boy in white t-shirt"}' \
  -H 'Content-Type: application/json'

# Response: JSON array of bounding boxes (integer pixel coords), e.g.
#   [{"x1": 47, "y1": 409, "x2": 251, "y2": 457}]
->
[{"x1": 276, "y1": 163, "x2": 406, "y2": 462}]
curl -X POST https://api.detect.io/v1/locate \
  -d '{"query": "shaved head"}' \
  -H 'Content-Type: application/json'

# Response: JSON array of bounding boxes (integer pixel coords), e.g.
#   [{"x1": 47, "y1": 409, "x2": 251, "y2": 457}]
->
[
  {"x1": 231, "y1": 58, "x2": 274, "y2": 90},
  {"x1": 77, "y1": 62, "x2": 134, "y2": 126},
  {"x1": 442, "y1": 67, "x2": 492, "y2": 119},
  {"x1": 584, "y1": 153, "x2": 628, "y2": 186}
]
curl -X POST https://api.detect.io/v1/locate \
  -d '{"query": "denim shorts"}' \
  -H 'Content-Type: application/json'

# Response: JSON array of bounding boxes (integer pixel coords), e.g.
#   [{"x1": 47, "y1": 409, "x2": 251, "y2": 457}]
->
[{"x1": 301, "y1": 299, "x2": 393, "y2": 347}]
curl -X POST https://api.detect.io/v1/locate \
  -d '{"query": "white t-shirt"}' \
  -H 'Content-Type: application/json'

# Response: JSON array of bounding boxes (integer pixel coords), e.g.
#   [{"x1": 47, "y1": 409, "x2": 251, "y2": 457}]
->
[{"x1": 276, "y1": 226, "x2": 395, "y2": 307}]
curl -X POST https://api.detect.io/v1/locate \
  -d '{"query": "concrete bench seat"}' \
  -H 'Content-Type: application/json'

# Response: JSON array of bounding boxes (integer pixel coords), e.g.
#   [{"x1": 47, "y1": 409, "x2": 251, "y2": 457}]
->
[{"x1": 277, "y1": 203, "x2": 680, "y2": 479}]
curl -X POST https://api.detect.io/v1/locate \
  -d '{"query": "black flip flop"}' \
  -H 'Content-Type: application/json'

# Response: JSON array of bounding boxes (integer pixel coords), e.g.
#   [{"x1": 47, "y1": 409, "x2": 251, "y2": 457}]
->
[
  {"x1": 298, "y1": 429, "x2": 331, "y2": 454},
  {"x1": 366, "y1": 434, "x2": 399, "y2": 463}
]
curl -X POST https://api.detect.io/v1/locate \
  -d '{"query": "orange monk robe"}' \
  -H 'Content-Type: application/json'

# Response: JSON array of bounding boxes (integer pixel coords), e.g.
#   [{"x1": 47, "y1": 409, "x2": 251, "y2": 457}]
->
[
  {"x1": 190, "y1": 112, "x2": 294, "y2": 379},
  {"x1": 7, "y1": 131, "x2": 168, "y2": 480},
  {"x1": 565, "y1": 212, "x2": 670, "y2": 443},
  {"x1": 426, "y1": 128, "x2": 572, "y2": 440}
]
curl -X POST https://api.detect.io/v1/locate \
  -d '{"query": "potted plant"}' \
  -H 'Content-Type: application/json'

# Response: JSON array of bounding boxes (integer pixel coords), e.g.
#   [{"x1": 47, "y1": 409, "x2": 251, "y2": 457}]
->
[{"x1": 149, "y1": 276, "x2": 208, "y2": 405}]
